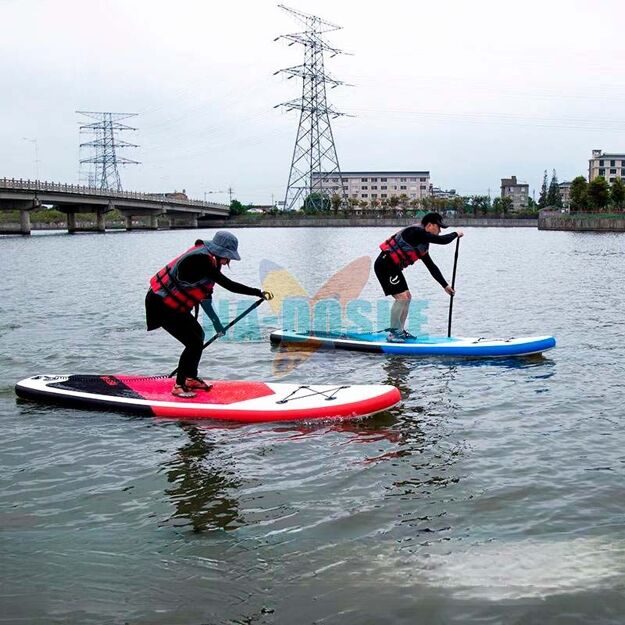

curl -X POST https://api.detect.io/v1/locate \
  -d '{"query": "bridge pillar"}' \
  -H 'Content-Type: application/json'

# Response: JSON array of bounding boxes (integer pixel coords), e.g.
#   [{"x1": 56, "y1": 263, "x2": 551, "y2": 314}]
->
[
  {"x1": 19, "y1": 209, "x2": 31, "y2": 235},
  {"x1": 170, "y1": 214, "x2": 199, "y2": 229},
  {"x1": 67, "y1": 211, "x2": 77, "y2": 234},
  {"x1": 125, "y1": 215, "x2": 133, "y2": 231},
  {"x1": 96, "y1": 209, "x2": 106, "y2": 233},
  {"x1": 148, "y1": 214, "x2": 159, "y2": 230}
]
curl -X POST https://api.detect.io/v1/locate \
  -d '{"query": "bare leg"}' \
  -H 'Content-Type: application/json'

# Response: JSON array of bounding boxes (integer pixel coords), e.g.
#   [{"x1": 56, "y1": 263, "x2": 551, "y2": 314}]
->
[{"x1": 390, "y1": 291, "x2": 412, "y2": 331}]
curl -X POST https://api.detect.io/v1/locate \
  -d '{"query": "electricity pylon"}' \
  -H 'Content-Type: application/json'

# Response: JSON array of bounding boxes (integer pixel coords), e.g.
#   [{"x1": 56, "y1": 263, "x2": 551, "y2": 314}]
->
[
  {"x1": 274, "y1": 5, "x2": 349, "y2": 211},
  {"x1": 77, "y1": 111, "x2": 140, "y2": 191}
]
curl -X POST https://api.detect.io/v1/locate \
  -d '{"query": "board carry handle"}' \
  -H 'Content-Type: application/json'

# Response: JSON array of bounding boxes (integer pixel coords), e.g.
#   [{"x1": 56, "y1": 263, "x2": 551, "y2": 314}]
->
[
  {"x1": 169, "y1": 297, "x2": 265, "y2": 378},
  {"x1": 447, "y1": 237, "x2": 460, "y2": 338}
]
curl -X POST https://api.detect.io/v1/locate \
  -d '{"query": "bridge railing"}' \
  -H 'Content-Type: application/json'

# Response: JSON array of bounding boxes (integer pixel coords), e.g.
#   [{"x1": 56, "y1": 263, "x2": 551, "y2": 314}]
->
[{"x1": 0, "y1": 177, "x2": 228, "y2": 209}]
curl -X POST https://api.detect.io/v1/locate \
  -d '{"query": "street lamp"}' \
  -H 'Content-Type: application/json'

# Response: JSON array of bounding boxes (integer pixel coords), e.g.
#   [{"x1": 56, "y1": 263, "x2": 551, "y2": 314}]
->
[
  {"x1": 22, "y1": 137, "x2": 40, "y2": 180},
  {"x1": 204, "y1": 190, "x2": 225, "y2": 202}
]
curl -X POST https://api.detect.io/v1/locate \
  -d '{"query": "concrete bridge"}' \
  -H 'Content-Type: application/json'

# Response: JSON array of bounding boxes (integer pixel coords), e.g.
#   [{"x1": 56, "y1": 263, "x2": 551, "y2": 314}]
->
[{"x1": 0, "y1": 178, "x2": 230, "y2": 234}]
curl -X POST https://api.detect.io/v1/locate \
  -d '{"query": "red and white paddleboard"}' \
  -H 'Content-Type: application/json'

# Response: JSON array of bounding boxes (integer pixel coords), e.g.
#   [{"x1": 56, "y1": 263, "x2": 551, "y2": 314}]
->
[{"x1": 15, "y1": 375, "x2": 401, "y2": 423}]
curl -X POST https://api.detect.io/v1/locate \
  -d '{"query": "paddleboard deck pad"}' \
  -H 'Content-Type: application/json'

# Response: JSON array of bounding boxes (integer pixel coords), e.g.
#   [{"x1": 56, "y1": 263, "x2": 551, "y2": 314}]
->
[
  {"x1": 270, "y1": 330, "x2": 556, "y2": 358},
  {"x1": 15, "y1": 375, "x2": 401, "y2": 422}
]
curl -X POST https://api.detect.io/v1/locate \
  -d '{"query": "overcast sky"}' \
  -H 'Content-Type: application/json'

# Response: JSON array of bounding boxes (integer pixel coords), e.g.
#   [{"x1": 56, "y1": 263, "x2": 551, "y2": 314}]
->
[{"x1": 2, "y1": 0, "x2": 625, "y2": 204}]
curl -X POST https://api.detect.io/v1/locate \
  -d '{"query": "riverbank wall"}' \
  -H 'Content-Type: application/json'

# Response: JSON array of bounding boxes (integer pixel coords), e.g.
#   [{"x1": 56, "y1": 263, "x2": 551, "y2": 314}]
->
[
  {"x1": 200, "y1": 216, "x2": 538, "y2": 229},
  {"x1": 7, "y1": 212, "x2": 625, "y2": 234},
  {"x1": 0, "y1": 216, "x2": 538, "y2": 233},
  {"x1": 538, "y1": 211, "x2": 625, "y2": 232}
]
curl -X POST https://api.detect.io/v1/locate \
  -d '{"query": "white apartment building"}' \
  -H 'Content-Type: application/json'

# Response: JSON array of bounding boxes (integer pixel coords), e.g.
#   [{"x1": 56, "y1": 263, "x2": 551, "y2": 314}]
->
[
  {"x1": 311, "y1": 170, "x2": 431, "y2": 202},
  {"x1": 559, "y1": 181, "x2": 572, "y2": 210},
  {"x1": 589, "y1": 149, "x2": 625, "y2": 183},
  {"x1": 500, "y1": 175, "x2": 529, "y2": 212}
]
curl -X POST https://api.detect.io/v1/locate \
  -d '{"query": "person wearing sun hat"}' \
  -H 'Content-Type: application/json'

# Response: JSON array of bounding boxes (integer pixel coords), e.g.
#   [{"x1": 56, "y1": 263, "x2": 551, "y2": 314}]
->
[
  {"x1": 146, "y1": 231, "x2": 273, "y2": 397},
  {"x1": 375, "y1": 212, "x2": 464, "y2": 342}
]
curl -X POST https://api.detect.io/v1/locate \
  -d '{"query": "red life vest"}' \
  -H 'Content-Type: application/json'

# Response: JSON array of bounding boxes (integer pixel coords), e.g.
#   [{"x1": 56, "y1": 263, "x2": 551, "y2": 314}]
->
[
  {"x1": 149, "y1": 244, "x2": 216, "y2": 313},
  {"x1": 379, "y1": 226, "x2": 429, "y2": 269}
]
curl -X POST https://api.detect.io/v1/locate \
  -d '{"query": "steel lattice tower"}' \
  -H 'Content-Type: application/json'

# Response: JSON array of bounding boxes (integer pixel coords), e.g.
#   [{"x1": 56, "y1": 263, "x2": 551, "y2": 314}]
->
[
  {"x1": 77, "y1": 111, "x2": 140, "y2": 191},
  {"x1": 275, "y1": 5, "x2": 349, "y2": 211}
]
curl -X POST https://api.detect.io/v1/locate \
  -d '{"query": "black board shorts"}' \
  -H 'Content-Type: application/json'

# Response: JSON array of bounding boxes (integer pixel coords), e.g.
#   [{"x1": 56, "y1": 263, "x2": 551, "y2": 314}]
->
[{"x1": 374, "y1": 253, "x2": 408, "y2": 296}]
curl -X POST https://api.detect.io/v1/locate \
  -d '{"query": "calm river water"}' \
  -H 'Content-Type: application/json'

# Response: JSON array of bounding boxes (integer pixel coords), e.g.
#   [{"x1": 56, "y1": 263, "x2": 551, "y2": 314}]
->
[{"x1": 1, "y1": 226, "x2": 625, "y2": 625}]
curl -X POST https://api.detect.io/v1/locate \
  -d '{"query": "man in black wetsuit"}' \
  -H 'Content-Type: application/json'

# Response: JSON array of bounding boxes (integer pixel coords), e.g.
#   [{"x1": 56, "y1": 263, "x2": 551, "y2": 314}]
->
[
  {"x1": 375, "y1": 212, "x2": 463, "y2": 342},
  {"x1": 145, "y1": 231, "x2": 273, "y2": 397}
]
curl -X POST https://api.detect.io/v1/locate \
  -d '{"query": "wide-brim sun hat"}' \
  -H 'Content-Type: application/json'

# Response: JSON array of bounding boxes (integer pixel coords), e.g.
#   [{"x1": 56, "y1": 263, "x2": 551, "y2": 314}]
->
[{"x1": 203, "y1": 230, "x2": 241, "y2": 261}]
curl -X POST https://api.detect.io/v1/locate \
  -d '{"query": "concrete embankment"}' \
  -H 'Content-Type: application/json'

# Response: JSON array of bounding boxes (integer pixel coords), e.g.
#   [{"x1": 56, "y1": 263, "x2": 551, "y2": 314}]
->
[
  {"x1": 539, "y1": 212, "x2": 625, "y2": 232},
  {"x1": 0, "y1": 222, "x2": 128, "y2": 234},
  {"x1": 203, "y1": 216, "x2": 538, "y2": 229},
  {"x1": 0, "y1": 215, "x2": 539, "y2": 233}
]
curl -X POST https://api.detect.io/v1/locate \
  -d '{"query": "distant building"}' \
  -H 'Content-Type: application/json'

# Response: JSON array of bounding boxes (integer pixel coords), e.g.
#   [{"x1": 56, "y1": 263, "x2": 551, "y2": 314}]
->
[
  {"x1": 589, "y1": 149, "x2": 625, "y2": 183},
  {"x1": 246, "y1": 204, "x2": 274, "y2": 214},
  {"x1": 430, "y1": 186, "x2": 457, "y2": 199},
  {"x1": 559, "y1": 181, "x2": 572, "y2": 210},
  {"x1": 500, "y1": 175, "x2": 529, "y2": 212},
  {"x1": 311, "y1": 170, "x2": 431, "y2": 203}
]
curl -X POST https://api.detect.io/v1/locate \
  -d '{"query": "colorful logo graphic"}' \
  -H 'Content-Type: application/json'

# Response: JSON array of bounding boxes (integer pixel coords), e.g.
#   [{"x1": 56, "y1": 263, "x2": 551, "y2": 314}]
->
[
  {"x1": 260, "y1": 256, "x2": 371, "y2": 375},
  {"x1": 204, "y1": 257, "x2": 429, "y2": 376}
]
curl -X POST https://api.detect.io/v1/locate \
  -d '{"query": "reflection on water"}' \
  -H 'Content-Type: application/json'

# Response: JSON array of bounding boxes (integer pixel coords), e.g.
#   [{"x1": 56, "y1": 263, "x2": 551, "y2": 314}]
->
[
  {"x1": 161, "y1": 424, "x2": 241, "y2": 533},
  {"x1": 381, "y1": 355, "x2": 415, "y2": 398}
]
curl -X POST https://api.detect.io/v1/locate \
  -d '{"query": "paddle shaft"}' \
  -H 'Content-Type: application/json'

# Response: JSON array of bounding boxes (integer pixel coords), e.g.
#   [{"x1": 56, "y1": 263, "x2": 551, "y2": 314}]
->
[
  {"x1": 169, "y1": 297, "x2": 265, "y2": 378},
  {"x1": 447, "y1": 237, "x2": 460, "y2": 338}
]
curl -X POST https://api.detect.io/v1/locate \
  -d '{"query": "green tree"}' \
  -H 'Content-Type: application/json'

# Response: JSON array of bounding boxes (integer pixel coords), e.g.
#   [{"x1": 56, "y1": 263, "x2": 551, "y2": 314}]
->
[
  {"x1": 330, "y1": 194, "x2": 342, "y2": 213},
  {"x1": 303, "y1": 192, "x2": 331, "y2": 213},
  {"x1": 569, "y1": 176, "x2": 588, "y2": 211},
  {"x1": 469, "y1": 196, "x2": 478, "y2": 216},
  {"x1": 546, "y1": 169, "x2": 563, "y2": 208},
  {"x1": 229, "y1": 199, "x2": 247, "y2": 216},
  {"x1": 459, "y1": 196, "x2": 473, "y2": 214},
  {"x1": 610, "y1": 178, "x2": 625, "y2": 210},
  {"x1": 451, "y1": 196, "x2": 464, "y2": 214},
  {"x1": 501, "y1": 196, "x2": 513, "y2": 215},
  {"x1": 492, "y1": 197, "x2": 503, "y2": 214},
  {"x1": 420, "y1": 196, "x2": 434, "y2": 211},
  {"x1": 470, "y1": 195, "x2": 491, "y2": 216},
  {"x1": 587, "y1": 176, "x2": 610, "y2": 211},
  {"x1": 432, "y1": 198, "x2": 447, "y2": 213},
  {"x1": 347, "y1": 197, "x2": 359, "y2": 213},
  {"x1": 538, "y1": 170, "x2": 548, "y2": 209}
]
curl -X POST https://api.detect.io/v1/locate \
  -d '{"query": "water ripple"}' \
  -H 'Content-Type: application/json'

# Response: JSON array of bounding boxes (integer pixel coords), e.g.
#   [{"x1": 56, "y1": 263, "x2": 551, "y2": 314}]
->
[{"x1": 3, "y1": 228, "x2": 625, "y2": 623}]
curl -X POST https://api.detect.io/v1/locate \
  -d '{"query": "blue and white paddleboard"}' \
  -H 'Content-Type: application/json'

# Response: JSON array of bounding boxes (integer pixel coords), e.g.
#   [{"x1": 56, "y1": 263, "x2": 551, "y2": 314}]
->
[{"x1": 270, "y1": 330, "x2": 556, "y2": 358}]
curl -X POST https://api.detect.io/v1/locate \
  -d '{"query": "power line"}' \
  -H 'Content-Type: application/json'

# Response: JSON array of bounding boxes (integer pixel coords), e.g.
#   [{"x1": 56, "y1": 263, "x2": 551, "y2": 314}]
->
[
  {"x1": 274, "y1": 4, "x2": 350, "y2": 211},
  {"x1": 77, "y1": 111, "x2": 140, "y2": 191}
]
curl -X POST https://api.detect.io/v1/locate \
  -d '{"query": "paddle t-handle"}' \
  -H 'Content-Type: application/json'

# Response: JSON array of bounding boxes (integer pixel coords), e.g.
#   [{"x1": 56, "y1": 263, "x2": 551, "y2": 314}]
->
[{"x1": 169, "y1": 297, "x2": 265, "y2": 378}]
